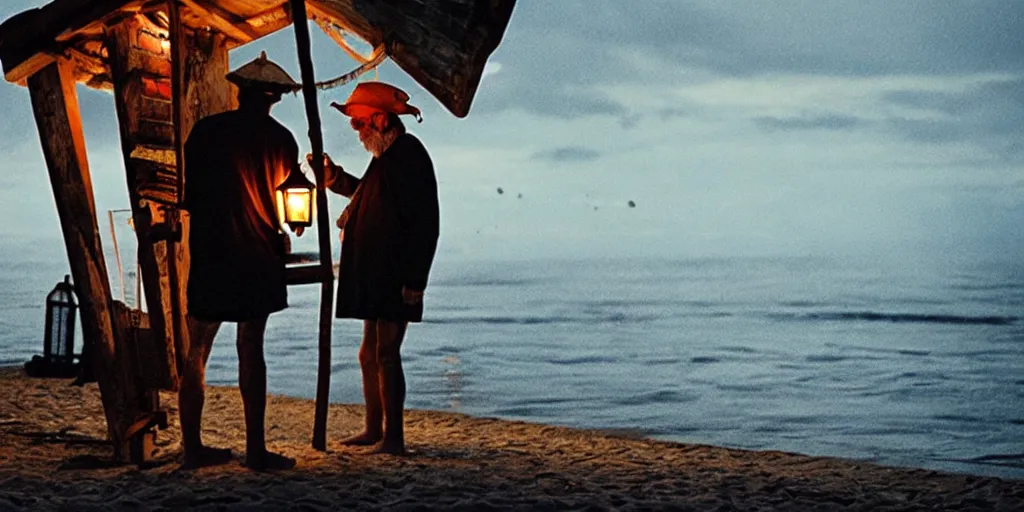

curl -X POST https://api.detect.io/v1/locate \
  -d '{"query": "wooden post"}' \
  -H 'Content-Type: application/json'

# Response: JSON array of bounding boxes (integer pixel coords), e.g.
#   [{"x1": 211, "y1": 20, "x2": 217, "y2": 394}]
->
[
  {"x1": 167, "y1": 0, "x2": 188, "y2": 386},
  {"x1": 290, "y1": 0, "x2": 335, "y2": 451},
  {"x1": 27, "y1": 59, "x2": 133, "y2": 459},
  {"x1": 108, "y1": 210, "x2": 127, "y2": 302},
  {"x1": 170, "y1": 0, "x2": 186, "y2": 206}
]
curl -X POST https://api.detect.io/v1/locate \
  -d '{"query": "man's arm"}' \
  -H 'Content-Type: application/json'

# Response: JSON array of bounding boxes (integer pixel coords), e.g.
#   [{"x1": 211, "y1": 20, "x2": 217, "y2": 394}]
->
[
  {"x1": 323, "y1": 156, "x2": 361, "y2": 197},
  {"x1": 392, "y1": 139, "x2": 440, "y2": 293}
]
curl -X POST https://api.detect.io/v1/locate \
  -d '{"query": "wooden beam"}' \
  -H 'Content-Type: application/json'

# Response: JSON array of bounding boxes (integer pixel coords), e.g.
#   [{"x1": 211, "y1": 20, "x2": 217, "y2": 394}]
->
[
  {"x1": 0, "y1": 0, "x2": 144, "y2": 84},
  {"x1": 27, "y1": 58, "x2": 134, "y2": 460},
  {"x1": 285, "y1": 264, "x2": 332, "y2": 286},
  {"x1": 169, "y1": 1, "x2": 185, "y2": 207},
  {"x1": 166, "y1": 0, "x2": 190, "y2": 398},
  {"x1": 4, "y1": 52, "x2": 57, "y2": 85},
  {"x1": 7, "y1": 43, "x2": 112, "y2": 89},
  {"x1": 179, "y1": 0, "x2": 259, "y2": 44},
  {"x1": 65, "y1": 46, "x2": 112, "y2": 89},
  {"x1": 66, "y1": 47, "x2": 107, "y2": 77},
  {"x1": 289, "y1": 0, "x2": 335, "y2": 452},
  {"x1": 244, "y1": 2, "x2": 292, "y2": 38}
]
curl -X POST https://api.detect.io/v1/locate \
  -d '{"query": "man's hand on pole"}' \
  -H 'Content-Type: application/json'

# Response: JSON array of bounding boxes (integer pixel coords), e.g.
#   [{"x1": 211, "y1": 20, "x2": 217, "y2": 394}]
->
[{"x1": 306, "y1": 152, "x2": 340, "y2": 187}]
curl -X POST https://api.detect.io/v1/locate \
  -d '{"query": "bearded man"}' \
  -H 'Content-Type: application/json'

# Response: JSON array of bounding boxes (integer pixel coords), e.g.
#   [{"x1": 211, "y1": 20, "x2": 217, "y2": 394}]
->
[{"x1": 315, "y1": 82, "x2": 440, "y2": 455}]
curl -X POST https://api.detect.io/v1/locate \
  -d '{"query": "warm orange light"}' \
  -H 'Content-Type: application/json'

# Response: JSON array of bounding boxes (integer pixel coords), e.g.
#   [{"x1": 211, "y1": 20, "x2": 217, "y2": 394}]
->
[
  {"x1": 277, "y1": 187, "x2": 314, "y2": 228},
  {"x1": 276, "y1": 167, "x2": 316, "y2": 230}
]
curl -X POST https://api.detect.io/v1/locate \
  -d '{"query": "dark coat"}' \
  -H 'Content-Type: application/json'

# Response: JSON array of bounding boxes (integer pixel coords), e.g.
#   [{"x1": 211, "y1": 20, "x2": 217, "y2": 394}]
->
[
  {"x1": 183, "y1": 109, "x2": 298, "y2": 322},
  {"x1": 329, "y1": 133, "x2": 439, "y2": 322}
]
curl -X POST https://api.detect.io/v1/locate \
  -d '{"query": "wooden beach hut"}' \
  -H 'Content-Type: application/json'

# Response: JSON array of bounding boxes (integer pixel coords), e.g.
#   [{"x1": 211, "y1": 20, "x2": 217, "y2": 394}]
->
[{"x1": 0, "y1": 0, "x2": 514, "y2": 464}]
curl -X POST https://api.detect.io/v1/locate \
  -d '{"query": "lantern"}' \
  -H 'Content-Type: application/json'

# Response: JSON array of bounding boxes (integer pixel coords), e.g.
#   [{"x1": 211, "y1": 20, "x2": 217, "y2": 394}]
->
[
  {"x1": 43, "y1": 275, "x2": 77, "y2": 364},
  {"x1": 276, "y1": 166, "x2": 316, "y2": 231}
]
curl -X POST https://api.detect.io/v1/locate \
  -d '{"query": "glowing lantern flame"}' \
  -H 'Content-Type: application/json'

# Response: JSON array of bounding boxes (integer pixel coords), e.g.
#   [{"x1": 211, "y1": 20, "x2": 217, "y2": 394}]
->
[{"x1": 276, "y1": 167, "x2": 316, "y2": 230}]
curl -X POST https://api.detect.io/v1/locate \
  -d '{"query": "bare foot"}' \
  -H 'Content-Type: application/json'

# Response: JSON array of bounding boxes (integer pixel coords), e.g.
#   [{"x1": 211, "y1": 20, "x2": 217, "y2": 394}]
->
[
  {"x1": 340, "y1": 430, "x2": 382, "y2": 446},
  {"x1": 244, "y1": 450, "x2": 296, "y2": 472},
  {"x1": 369, "y1": 439, "x2": 406, "y2": 456},
  {"x1": 181, "y1": 446, "x2": 233, "y2": 470}
]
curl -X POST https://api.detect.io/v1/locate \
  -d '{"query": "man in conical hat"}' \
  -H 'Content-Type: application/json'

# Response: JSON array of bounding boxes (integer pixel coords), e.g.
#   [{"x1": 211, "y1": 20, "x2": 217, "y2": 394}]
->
[
  {"x1": 313, "y1": 81, "x2": 439, "y2": 455},
  {"x1": 180, "y1": 51, "x2": 301, "y2": 471}
]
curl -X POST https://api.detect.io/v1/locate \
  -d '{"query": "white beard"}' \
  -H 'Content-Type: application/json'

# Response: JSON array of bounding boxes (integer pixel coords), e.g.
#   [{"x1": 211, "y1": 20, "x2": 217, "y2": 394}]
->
[{"x1": 361, "y1": 128, "x2": 399, "y2": 158}]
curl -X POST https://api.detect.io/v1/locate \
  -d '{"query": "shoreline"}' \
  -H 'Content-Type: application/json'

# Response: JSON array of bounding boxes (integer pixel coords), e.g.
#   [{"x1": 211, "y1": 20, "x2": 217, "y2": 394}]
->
[{"x1": 1, "y1": 366, "x2": 1021, "y2": 510}]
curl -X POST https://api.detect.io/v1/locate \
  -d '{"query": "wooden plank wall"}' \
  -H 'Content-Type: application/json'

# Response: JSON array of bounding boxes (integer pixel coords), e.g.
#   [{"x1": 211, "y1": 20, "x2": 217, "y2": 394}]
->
[{"x1": 108, "y1": 15, "x2": 181, "y2": 393}]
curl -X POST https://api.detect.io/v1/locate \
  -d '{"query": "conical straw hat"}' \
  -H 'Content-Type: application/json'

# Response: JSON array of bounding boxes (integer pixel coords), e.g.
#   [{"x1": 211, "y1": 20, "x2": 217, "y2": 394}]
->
[{"x1": 226, "y1": 51, "x2": 301, "y2": 93}]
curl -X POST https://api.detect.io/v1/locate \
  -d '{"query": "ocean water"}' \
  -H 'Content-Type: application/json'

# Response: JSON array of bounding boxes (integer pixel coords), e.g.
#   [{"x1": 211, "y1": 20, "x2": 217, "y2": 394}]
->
[{"x1": 2, "y1": 237, "x2": 1022, "y2": 479}]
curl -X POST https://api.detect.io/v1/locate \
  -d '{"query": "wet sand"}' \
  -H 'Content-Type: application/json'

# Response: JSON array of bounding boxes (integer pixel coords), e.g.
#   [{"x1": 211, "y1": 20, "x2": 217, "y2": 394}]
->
[{"x1": 0, "y1": 367, "x2": 1021, "y2": 510}]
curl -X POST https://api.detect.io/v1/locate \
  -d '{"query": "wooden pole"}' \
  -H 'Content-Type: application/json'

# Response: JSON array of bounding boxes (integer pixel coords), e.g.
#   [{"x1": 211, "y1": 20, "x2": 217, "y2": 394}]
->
[
  {"x1": 170, "y1": 0, "x2": 185, "y2": 206},
  {"x1": 109, "y1": 210, "x2": 126, "y2": 302},
  {"x1": 28, "y1": 59, "x2": 132, "y2": 459},
  {"x1": 167, "y1": 0, "x2": 189, "y2": 368},
  {"x1": 289, "y1": 0, "x2": 335, "y2": 451}
]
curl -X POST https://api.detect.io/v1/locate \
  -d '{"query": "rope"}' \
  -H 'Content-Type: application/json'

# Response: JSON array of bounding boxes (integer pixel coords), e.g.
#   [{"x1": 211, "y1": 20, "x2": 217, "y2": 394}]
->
[
  {"x1": 310, "y1": 17, "x2": 386, "y2": 91},
  {"x1": 314, "y1": 48, "x2": 387, "y2": 90},
  {"x1": 314, "y1": 18, "x2": 370, "y2": 64}
]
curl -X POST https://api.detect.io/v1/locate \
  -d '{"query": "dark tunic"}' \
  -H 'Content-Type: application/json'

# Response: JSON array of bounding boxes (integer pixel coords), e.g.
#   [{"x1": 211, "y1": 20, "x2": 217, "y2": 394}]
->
[
  {"x1": 183, "y1": 109, "x2": 298, "y2": 322},
  {"x1": 329, "y1": 133, "x2": 440, "y2": 322}
]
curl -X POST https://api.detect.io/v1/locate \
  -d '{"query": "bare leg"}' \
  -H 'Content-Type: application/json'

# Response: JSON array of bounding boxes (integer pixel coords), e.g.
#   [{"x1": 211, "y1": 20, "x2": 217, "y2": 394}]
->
[
  {"x1": 180, "y1": 317, "x2": 233, "y2": 469},
  {"x1": 341, "y1": 320, "x2": 383, "y2": 446},
  {"x1": 237, "y1": 316, "x2": 294, "y2": 471},
  {"x1": 372, "y1": 319, "x2": 408, "y2": 455}
]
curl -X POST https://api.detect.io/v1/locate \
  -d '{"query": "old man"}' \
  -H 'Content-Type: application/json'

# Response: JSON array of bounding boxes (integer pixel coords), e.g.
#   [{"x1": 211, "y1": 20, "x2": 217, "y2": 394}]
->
[{"x1": 316, "y1": 82, "x2": 440, "y2": 455}]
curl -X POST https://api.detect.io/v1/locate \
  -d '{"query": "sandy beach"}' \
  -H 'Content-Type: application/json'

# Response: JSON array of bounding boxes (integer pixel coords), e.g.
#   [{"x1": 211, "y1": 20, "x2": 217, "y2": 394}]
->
[{"x1": 0, "y1": 367, "x2": 1021, "y2": 510}]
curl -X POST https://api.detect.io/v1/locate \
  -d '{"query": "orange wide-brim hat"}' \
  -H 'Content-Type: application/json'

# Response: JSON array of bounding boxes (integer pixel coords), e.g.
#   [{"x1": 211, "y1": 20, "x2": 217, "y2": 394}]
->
[{"x1": 330, "y1": 82, "x2": 422, "y2": 122}]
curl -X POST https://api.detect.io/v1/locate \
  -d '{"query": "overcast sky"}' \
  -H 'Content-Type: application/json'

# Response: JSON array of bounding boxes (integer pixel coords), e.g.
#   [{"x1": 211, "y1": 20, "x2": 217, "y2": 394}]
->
[{"x1": 0, "y1": 0, "x2": 1021, "y2": 264}]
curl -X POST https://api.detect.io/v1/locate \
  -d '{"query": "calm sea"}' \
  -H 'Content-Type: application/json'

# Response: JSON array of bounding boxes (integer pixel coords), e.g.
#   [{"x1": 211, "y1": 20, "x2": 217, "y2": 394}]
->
[{"x1": 2, "y1": 235, "x2": 1022, "y2": 479}]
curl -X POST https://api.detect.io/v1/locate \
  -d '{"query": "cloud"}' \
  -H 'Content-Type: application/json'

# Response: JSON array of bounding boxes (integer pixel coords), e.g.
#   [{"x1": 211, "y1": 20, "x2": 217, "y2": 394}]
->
[
  {"x1": 883, "y1": 90, "x2": 969, "y2": 116},
  {"x1": 628, "y1": 1, "x2": 1024, "y2": 77},
  {"x1": 885, "y1": 118, "x2": 962, "y2": 145},
  {"x1": 656, "y1": 107, "x2": 692, "y2": 121},
  {"x1": 0, "y1": 85, "x2": 37, "y2": 152},
  {"x1": 481, "y1": 62, "x2": 503, "y2": 79},
  {"x1": 472, "y1": 0, "x2": 1024, "y2": 122},
  {"x1": 882, "y1": 77, "x2": 1024, "y2": 158},
  {"x1": 485, "y1": 85, "x2": 627, "y2": 120},
  {"x1": 531, "y1": 146, "x2": 601, "y2": 163},
  {"x1": 754, "y1": 114, "x2": 862, "y2": 132},
  {"x1": 0, "y1": 81, "x2": 121, "y2": 152}
]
